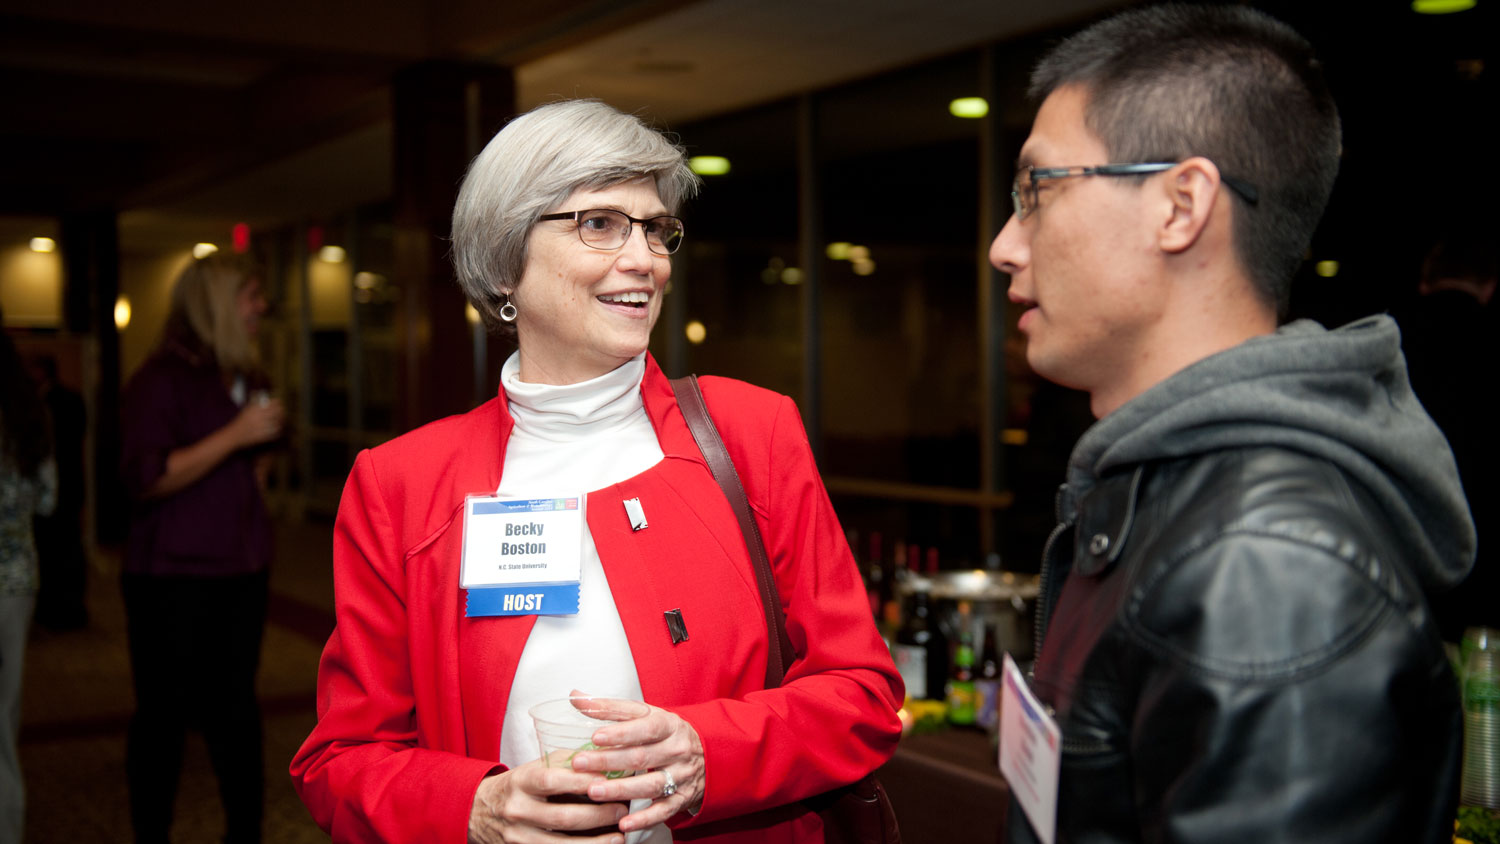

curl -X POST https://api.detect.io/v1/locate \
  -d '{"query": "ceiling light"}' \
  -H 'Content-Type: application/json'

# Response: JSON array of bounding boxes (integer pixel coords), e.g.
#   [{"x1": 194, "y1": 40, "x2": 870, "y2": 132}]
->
[
  {"x1": 826, "y1": 242, "x2": 852, "y2": 261},
  {"x1": 689, "y1": 156, "x2": 731, "y2": 176},
  {"x1": 114, "y1": 296, "x2": 132, "y2": 330},
  {"x1": 949, "y1": 97, "x2": 989, "y2": 118},
  {"x1": 1412, "y1": 0, "x2": 1475, "y2": 13},
  {"x1": 29, "y1": 237, "x2": 56, "y2": 253},
  {"x1": 193, "y1": 243, "x2": 219, "y2": 258},
  {"x1": 685, "y1": 320, "x2": 707, "y2": 345},
  {"x1": 1315, "y1": 260, "x2": 1339, "y2": 278},
  {"x1": 319, "y1": 245, "x2": 347, "y2": 263}
]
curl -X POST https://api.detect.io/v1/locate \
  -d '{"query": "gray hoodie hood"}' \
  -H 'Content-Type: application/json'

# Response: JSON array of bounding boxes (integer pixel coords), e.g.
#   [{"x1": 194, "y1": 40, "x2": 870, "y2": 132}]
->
[{"x1": 1064, "y1": 314, "x2": 1475, "y2": 594}]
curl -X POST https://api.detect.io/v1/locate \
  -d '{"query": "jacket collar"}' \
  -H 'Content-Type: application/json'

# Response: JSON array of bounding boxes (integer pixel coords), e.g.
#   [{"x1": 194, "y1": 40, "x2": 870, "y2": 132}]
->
[
  {"x1": 1072, "y1": 465, "x2": 1145, "y2": 577},
  {"x1": 636, "y1": 354, "x2": 704, "y2": 464}
]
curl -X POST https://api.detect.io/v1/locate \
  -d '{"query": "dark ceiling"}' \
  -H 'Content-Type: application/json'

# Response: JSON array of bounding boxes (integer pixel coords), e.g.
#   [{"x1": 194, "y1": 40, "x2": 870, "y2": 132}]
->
[
  {"x1": 0, "y1": 0, "x2": 1492, "y2": 272},
  {"x1": 0, "y1": 0, "x2": 701, "y2": 217}
]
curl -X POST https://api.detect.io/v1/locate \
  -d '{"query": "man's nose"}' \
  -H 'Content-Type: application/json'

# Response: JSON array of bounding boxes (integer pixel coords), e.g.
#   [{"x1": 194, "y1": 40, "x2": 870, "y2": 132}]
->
[{"x1": 989, "y1": 213, "x2": 1027, "y2": 275}]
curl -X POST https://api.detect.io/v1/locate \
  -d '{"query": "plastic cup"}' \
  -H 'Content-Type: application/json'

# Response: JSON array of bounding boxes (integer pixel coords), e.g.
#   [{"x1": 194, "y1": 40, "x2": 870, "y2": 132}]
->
[
  {"x1": 528, "y1": 696, "x2": 648, "y2": 774},
  {"x1": 528, "y1": 696, "x2": 649, "y2": 836}
]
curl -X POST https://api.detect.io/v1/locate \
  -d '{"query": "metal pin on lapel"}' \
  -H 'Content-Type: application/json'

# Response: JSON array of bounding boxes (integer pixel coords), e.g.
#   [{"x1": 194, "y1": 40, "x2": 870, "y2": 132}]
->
[
  {"x1": 623, "y1": 498, "x2": 648, "y2": 531},
  {"x1": 664, "y1": 609, "x2": 689, "y2": 644}
]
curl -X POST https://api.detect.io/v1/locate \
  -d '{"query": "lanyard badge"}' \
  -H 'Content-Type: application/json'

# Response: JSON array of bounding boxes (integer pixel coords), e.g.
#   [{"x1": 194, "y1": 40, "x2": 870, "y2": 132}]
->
[
  {"x1": 999, "y1": 653, "x2": 1062, "y2": 844},
  {"x1": 460, "y1": 494, "x2": 586, "y2": 617}
]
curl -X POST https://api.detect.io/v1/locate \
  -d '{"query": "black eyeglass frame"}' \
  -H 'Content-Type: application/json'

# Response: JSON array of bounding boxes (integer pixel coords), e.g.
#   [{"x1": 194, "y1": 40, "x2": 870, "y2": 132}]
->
[
  {"x1": 1010, "y1": 162, "x2": 1260, "y2": 220},
  {"x1": 536, "y1": 209, "x2": 686, "y2": 255}
]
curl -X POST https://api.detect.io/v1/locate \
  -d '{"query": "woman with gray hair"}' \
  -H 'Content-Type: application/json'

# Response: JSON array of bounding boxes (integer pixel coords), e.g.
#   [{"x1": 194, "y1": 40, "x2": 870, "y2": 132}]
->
[{"x1": 292, "y1": 99, "x2": 902, "y2": 844}]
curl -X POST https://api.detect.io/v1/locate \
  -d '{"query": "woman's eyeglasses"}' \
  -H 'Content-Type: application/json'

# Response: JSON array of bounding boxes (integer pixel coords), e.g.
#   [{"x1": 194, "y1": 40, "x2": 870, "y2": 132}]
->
[{"x1": 537, "y1": 209, "x2": 686, "y2": 255}]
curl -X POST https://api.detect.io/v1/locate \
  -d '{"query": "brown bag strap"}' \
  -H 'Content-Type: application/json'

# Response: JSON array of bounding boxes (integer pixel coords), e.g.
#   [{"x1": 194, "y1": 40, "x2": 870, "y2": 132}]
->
[
  {"x1": 673, "y1": 376, "x2": 900, "y2": 844},
  {"x1": 670, "y1": 375, "x2": 796, "y2": 688}
]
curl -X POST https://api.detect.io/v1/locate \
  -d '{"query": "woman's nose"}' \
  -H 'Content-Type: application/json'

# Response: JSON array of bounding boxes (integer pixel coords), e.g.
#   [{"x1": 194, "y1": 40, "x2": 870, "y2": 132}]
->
[{"x1": 616, "y1": 223, "x2": 658, "y2": 268}]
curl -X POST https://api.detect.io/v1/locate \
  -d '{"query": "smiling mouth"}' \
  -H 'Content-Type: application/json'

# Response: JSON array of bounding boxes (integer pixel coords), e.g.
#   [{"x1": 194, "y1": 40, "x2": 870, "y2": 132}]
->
[{"x1": 598, "y1": 291, "x2": 650, "y2": 308}]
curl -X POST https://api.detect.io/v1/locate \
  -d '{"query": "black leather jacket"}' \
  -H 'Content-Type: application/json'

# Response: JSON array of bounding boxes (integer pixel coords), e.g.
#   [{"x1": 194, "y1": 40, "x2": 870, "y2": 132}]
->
[{"x1": 1007, "y1": 446, "x2": 1463, "y2": 844}]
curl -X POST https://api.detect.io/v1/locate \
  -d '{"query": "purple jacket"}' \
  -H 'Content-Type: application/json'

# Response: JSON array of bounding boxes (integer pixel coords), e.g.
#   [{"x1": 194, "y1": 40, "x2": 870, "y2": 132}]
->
[{"x1": 121, "y1": 338, "x2": 271, "y2": 577}]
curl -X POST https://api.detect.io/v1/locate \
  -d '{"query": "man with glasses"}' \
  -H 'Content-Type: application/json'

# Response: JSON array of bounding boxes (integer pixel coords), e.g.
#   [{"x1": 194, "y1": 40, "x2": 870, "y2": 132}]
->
[{"x1": 989, "y1": 6, "x2": 1472, "y2": 843}]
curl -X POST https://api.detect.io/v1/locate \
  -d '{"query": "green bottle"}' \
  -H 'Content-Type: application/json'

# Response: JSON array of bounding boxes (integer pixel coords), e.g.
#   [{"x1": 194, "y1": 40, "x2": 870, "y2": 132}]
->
[{"x1": 947, "y1": 603, "x2": 977, "y2": 726}]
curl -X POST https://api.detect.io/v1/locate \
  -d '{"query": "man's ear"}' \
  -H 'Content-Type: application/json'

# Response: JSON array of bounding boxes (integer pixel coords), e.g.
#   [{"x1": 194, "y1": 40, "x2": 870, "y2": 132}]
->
[{"x1": 1158, "y1": 157, "x2": 1223, "y2": 254}]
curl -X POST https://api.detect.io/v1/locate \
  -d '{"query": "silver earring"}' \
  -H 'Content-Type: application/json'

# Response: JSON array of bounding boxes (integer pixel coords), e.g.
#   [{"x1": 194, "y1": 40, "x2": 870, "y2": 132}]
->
[{"x1": 499, "y1": 293, "x2": 517, "y2": 323}]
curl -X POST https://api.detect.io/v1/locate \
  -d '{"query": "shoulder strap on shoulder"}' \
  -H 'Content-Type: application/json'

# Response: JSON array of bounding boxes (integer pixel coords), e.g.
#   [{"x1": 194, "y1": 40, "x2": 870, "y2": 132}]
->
[{"x1": 670, "y1": 374, "x2": 795, "y2": 688}]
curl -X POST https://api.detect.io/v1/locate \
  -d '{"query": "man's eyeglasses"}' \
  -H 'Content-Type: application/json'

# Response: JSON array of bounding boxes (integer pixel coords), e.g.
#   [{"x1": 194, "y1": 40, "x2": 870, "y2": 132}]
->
[
  {"x1": 537, "y1": 209, "x2": 686, "y2": 255},
  {"x1": 1010, "y1": 162, "x2": 1260, "y2": 221}
]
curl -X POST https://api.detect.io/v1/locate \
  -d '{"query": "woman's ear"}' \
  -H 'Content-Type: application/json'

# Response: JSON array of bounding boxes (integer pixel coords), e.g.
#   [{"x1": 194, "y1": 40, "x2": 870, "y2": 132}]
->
[{"x1": 1158, "y1": 157, "x2": 1223, "y2": 254}]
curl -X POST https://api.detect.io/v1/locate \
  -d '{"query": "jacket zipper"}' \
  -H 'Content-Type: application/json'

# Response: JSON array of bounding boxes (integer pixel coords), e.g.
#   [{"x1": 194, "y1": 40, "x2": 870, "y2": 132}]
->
[
  {"x1": 1033, "y1": 524, "x2": 1064, "y2": 660},
  {"x1": 1060, "y1": 736, "x2": 1113, "y2": 755},
  {"x1": 1032, "y1": 484, "x2": 1073, "y2": 663}
]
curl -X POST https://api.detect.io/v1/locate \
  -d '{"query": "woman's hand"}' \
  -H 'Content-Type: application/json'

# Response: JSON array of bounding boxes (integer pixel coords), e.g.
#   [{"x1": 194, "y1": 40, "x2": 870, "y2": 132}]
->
[
  {"x1": 143, "y1": 397, "x2": 286, "y2": 499},
  {"x1": 228, "y1": 396, "x2": 285, "y2": 448},
  {"x1": 567, "y1": 700, "x2": 707, "y2": 834},
  {"x1": 468, "y1": 761, "x2": 627, "y2": 844}
]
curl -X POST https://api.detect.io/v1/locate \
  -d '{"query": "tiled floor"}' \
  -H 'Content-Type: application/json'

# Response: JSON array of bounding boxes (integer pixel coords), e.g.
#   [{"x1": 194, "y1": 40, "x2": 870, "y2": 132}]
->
[{"x1": 18, "y1": 519, "x2": 337, "y2": 843}]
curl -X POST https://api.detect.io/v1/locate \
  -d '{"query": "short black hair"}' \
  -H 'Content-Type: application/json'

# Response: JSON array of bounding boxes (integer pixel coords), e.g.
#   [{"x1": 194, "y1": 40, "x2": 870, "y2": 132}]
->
[{"x1": 1032, "y1": 4, "x2": 1341, "y2": 317}]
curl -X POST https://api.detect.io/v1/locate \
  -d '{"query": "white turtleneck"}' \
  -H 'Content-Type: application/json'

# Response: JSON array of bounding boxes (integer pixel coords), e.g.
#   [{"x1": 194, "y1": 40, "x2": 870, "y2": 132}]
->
[{"x1": 494, "y1": 351, "x2": 669, "y2": 843}]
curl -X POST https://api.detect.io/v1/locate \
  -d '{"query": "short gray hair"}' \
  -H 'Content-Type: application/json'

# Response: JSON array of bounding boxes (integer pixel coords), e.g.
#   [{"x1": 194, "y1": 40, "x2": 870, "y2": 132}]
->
[{"x1": 451, "y1": 99, "x2": 700, "y2": 332}]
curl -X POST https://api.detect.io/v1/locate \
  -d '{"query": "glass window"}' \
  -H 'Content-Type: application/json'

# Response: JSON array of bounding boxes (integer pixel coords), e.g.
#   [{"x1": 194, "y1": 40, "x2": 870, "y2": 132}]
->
[
  {"x1": 658, "y1": 101, "x2": 802, "y2": 398},
  {"x1": 817, "y1": 53, "x2": 984, "y2": 492}
]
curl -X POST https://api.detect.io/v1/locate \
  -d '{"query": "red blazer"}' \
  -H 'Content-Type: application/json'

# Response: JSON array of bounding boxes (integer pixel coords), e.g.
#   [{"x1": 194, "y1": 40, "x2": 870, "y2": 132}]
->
[{"x1": 290, "y1": 356, "x2": 904, "y2": 843}]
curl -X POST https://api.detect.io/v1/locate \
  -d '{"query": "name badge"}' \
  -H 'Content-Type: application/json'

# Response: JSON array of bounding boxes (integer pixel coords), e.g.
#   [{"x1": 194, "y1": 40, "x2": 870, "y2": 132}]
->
[
  {"x1": 999, "y1": 653, "x2": 1061, "y2": 844},
  {"x1": 460, "y1": 494, "x2": 586, "y2": 617}
]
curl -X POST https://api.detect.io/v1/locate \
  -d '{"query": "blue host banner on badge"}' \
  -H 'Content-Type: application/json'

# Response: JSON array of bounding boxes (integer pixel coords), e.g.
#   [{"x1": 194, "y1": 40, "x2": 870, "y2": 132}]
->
[
  {"x1": 466, "y1": 582, "x2": 581, "y2": 616},
  {"x1": 460, "y1": 494, "x2": 586, "y2": 617}
]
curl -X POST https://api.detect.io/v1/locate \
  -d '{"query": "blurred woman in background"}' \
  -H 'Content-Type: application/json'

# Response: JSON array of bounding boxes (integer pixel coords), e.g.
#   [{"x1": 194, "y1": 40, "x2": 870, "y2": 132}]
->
[
  {"x1": 119, "y1": 254, "x2": 285, "y2": 844},
  {"x1": 1, "y1": 317, "x2": 57, "y2": 843}
]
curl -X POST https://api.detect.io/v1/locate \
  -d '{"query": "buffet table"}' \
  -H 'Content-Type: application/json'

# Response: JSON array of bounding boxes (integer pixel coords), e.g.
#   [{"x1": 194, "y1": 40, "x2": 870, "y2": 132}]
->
[{"x1": 877, "y1": 729, "x2": 1010, "y2": 843}]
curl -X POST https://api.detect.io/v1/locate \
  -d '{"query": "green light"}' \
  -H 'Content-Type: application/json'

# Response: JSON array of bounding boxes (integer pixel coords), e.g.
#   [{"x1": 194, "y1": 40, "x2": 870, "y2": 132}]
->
[
  {"x1": 1315, "y1": 260, "x2": 1339, "y2": 278},
  {"x1": 689, "y1": 156, "x2": 731, "y2": 176},
  {"x1": 1412, "y1": 0, "x2": 1475, "y2": 12},
  {"x1": 826, "y1": 242, "x2": 852, "y2": 260},
  {"x1": 949, "y1": 97, "x2": 989, "y2": 119}
]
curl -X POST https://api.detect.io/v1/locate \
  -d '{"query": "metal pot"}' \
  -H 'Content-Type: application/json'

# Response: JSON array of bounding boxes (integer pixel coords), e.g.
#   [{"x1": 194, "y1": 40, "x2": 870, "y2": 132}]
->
[{"x1": 899, "y1": 569, "x2": 1040, "y2": 659}]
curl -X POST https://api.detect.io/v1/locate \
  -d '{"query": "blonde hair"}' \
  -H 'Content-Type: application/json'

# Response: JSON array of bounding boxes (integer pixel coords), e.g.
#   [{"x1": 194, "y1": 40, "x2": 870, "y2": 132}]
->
[
  {"x1": 451, "y1": 99, "x2": 700, "y2": 333},
  {"x1": 165, "y1": 253, "x2": 260, "y2": 373}
]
